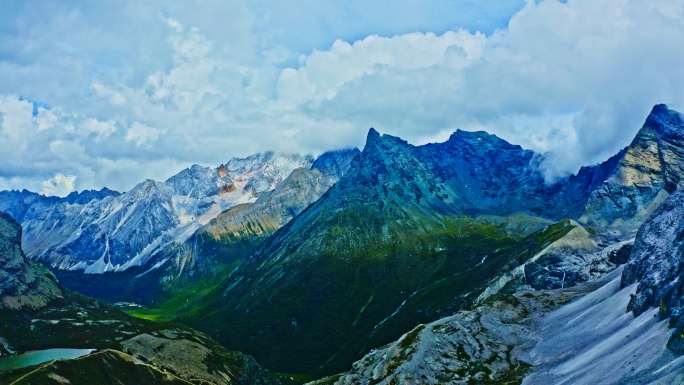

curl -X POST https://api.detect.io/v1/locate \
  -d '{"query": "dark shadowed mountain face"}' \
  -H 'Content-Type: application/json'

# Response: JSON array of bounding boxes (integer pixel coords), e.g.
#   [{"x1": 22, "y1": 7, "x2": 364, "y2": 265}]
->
[{"x1": 418, "y1": 129, "x2": 623, "y2": 219}]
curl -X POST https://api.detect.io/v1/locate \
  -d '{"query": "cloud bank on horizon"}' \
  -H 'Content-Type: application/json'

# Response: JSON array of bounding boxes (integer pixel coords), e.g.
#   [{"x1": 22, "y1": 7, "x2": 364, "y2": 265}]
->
[{"x1": 0, "y1": 0, "x2": 683, "y2": 195}]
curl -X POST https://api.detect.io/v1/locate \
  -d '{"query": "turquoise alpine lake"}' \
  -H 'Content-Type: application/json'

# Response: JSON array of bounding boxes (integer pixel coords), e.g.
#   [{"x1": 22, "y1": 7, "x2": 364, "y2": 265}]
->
[{"x1": 0, "y1": 348, "x2": 95, "y2": 372}]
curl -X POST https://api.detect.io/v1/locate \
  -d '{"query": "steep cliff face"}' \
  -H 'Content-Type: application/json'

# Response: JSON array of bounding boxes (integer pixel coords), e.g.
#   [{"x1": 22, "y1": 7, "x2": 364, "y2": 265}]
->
[
  {"x1": 621, "y1": 184, "x2": 684, "y2": 353},
  {"x1": 0, "y1": 212, "x2": 61, "y2": 310},
  {"x1": 581, "y1": 104, "x2": 684, "y2": 230},
  {"x1": 311, "y1": 148, "x2": 361, "y2": 180}
]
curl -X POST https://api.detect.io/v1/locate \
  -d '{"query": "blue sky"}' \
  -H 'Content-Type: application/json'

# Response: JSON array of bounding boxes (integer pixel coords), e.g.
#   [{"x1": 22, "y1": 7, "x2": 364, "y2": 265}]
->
[{"x1": 1, "y1": 0, "x2": 683, "y2": 195}]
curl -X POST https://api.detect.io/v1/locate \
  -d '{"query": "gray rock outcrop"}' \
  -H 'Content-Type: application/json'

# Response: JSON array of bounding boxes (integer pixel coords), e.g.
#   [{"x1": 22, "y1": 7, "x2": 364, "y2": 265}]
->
[{"x1": 0, "y1": 211, "x2": 61, "y2": 309}]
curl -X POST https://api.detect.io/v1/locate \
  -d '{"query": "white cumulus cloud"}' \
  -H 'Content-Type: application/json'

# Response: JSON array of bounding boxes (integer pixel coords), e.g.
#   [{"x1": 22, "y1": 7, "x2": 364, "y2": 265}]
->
[
  {"x1": 0, "y1": 0, "x2": 683, "y2": 192},
  {"x1": 126, "y1": 122, "x2": 162, "y2": 146},
  {"x1": 41, "y1": 173, "x2": 77, "y2": 197}
]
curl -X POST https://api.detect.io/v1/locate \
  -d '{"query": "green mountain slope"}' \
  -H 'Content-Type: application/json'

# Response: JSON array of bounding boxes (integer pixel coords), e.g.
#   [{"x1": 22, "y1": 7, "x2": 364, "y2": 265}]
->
[{"x1": 180, "y1": 129, "x2": 581, "y2": 376}]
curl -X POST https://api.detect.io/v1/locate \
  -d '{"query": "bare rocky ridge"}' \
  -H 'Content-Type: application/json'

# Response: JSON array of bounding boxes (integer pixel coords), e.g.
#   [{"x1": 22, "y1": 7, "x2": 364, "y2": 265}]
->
[
  {"x1": 203, "y1": 168, "x2": 338, "y2": 243},
  {"x1": 0, "y1": 212, "x2": 61, "y2": 310},
  {"x1": 621, "y1": 183, "x2": 684, "y2": 354},
  {"x1": 202, "y1": 148, "x2": 360, "y2": 247},
  {"x1": 320, "y1": 266, "x2": 684, "y2": 385},
  {"x1": 478, "y1": 220, "x2": 634, "y2": 298}
]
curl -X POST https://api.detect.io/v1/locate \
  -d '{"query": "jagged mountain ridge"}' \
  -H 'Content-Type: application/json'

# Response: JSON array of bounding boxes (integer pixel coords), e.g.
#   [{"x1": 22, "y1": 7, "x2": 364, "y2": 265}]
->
[
  {"x1": 419, "y1": 129, "x2": 624, "y2": 219},
  {"x1": 0, "y1": 151, "x2": 325, "y2": 276},
  {"x1": 97, "y1": 149, "x2": 359, "y2": 307}
]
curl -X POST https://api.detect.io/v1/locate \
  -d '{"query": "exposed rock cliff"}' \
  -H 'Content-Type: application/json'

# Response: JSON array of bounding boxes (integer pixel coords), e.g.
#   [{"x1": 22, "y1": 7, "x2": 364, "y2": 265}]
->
[
  {"x1": 581, "y1": 104, "x2": 684, "y2": 231},
  {"x1": 621, "y1": 183, "x2": 684, "y2": 353},
  {"x1": 0, "y1": 212, "x2": 61, "y2": 310}
]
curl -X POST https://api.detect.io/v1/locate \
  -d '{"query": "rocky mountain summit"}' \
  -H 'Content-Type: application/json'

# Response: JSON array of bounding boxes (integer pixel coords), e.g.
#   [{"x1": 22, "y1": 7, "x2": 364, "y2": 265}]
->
[{"x1": 580, "y1": 104, "x2": 684, "y2": 231}]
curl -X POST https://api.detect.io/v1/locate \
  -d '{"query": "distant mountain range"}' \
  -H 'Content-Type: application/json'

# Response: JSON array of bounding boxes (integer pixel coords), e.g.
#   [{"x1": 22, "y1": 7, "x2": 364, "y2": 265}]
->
[
  {"x1": 0, "y1": 148, "x2": 355, "y2": 280},
  {"x1": 0, "y1": 151, "x2": 318, "y2": 274}
]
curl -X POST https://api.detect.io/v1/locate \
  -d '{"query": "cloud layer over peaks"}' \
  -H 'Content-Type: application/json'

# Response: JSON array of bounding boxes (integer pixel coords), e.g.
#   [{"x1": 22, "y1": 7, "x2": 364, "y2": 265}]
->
[{"x1": 0, "y1": 0, "x2": 683, "y2": 194}]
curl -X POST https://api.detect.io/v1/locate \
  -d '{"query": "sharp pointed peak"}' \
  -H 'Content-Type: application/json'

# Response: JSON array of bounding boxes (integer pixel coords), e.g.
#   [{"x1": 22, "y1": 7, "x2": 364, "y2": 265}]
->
[
  {"x1": 641, "y1": 103, "x2": 684, "y2": 136},
  {"x1": 367, "y1": 127, "x2": 380, "y2": 139}
]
